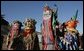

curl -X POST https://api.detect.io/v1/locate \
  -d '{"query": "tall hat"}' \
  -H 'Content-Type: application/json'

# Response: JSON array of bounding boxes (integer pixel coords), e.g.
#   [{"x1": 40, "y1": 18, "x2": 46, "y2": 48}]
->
[{"x1": 43, "y1": 3, "x2": 50, "y2": 11}]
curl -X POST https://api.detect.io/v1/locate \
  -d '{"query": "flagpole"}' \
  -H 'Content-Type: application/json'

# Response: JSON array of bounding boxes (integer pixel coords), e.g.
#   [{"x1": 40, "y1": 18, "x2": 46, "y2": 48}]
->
[{"x1": 53, "y1": 4, "x2": 60, "y2": 50}]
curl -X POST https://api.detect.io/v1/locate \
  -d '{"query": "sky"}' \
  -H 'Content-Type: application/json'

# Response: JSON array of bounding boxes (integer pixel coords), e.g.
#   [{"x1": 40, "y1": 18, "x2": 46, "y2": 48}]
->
[{"x1": 1, "y1": 1, "x2": 83, "y2": 35}]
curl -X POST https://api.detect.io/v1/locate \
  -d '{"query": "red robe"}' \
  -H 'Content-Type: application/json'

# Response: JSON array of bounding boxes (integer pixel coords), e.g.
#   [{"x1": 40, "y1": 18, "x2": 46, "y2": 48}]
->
[{"x1": 42, "y1": 10, "x2": 55, "y2": 50}]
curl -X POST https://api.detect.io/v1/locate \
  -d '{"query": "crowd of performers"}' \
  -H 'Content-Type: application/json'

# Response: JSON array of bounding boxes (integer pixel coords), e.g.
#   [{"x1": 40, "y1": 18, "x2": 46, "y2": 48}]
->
[
  {"x1": 42, "y1": 5, "x2": 83, "y2": 50},
  {"x1": 1, "y1": 18, "x2": 40, "y2": 50},
  {"x1": 1, "y1": 5, "x2": 83, "y2": 50}
]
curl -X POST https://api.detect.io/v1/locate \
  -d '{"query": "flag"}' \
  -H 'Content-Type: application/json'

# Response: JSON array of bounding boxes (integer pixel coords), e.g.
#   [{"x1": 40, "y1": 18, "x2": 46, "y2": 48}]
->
[
  {"x1": 72, "y1": 10, "x2": 78, "y2": 20},
  {"x1": 52, "y1": 8, "x2": 58, "y2": 30}
]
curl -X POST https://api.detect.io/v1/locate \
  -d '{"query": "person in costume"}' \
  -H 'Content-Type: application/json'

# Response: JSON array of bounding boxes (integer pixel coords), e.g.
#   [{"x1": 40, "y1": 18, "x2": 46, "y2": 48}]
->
[
  {"x1": 7, "y1": 20, "x2": 24, "y2": 50},
  {"x1": 1, "y1": 15, "x2": 10, "y2": 50},
  {"x1": 23, "y1": 18, "x2": 40, "y2": 50},
  {"x1": 42, "y1": 4, "x2": 60, "y2": 50},
  {"x1": 64, "y1": 10, "x2": 79, "y2": 50}
]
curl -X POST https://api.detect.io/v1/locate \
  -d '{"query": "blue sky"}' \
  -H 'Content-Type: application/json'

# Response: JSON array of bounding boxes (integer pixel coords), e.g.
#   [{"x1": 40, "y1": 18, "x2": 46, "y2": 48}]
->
[{"x1": 1, "y1": 1, "x2": 83, "y2": 35}]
